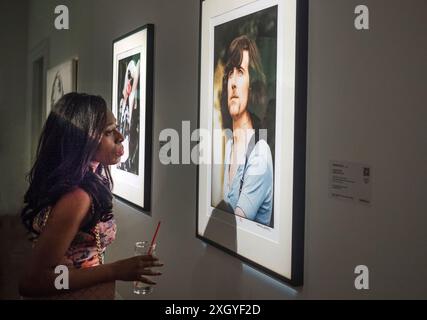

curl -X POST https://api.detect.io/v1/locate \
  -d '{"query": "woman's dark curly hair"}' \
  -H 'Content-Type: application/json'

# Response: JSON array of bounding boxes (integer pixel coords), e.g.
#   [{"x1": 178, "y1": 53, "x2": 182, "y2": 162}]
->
[{"x1": 21, "y1": 92, "x2": 114, "y2": 234}]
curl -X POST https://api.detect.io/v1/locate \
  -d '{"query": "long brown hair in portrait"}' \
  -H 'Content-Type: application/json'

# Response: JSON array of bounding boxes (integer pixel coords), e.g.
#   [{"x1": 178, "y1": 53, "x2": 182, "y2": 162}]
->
[{"x1": 220, "y1": 35, "x2": 267, "y2": 131}]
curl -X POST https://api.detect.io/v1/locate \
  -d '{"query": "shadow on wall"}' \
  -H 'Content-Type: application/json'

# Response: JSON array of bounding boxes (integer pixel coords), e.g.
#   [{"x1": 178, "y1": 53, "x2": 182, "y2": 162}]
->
[
  {"x1": 191, "y1": 208, "x2": 301, "y2": 299},
  {"x1": 190, "y1": 208, "x2": 246, "y2": 299}
]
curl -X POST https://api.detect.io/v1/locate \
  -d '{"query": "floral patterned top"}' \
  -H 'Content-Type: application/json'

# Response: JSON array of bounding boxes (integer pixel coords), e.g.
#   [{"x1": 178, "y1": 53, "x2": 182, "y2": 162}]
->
[{"x1": 32, "y1": 207, "x2": 117, "y2": 269}]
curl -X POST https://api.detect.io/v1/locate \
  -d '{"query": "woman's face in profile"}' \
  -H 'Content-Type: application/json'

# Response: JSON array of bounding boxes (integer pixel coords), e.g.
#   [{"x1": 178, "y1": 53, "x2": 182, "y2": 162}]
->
[
  {"x1": 227, "y1": 50, "x2": 250, "y2": 120},
  {"x1": 93, "y1": 110, "x2": 124, "y2": 165}
]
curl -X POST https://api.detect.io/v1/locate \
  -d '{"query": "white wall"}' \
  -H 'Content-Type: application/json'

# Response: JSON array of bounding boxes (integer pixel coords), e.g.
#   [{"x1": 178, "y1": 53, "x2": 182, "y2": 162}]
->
[
  {"x1": 22, "y1": 0, "x2": 427, "y2": 299},
  {"x1": 305, "y1": 0, "x2": 427, "y2": 299}
]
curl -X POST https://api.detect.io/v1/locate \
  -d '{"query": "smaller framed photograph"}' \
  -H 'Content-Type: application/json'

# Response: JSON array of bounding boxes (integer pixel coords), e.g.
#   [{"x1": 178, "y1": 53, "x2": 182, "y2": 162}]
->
[
  {"x1": 111, "y1": 24, "x2": 154, "y2": 212},
  {"x1": 46, "y1": 58, "x2": 78, "y2": 116}
]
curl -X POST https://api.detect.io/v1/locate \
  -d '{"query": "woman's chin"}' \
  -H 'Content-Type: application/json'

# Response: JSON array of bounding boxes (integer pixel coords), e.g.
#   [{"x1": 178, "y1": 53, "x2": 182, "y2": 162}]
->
[
  {"x1": 112, "y1": 157, "x2": 122, "y2": 165},
  {"x1": 105, "y1": 157, "x2": 122, "y2": 166}
]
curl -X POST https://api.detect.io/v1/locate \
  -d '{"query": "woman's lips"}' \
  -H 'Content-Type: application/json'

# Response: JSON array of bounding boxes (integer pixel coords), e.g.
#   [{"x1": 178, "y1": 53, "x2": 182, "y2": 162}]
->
[{"x1": 116, "y1": 146, "x2": 124, "y2": 157}]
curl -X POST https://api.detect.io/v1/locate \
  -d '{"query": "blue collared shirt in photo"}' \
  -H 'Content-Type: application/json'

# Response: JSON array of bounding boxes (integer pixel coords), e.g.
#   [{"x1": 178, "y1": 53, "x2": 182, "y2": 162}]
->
[{"x1": 223, "y1": 137, "x2": 273, "y2": 226}]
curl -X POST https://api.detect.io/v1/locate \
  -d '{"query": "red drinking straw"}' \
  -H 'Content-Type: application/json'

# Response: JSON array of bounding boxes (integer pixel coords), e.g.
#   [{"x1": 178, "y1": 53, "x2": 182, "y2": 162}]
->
[{"x1": 148, "y1": 221, "x2": 161, "y2": 255}]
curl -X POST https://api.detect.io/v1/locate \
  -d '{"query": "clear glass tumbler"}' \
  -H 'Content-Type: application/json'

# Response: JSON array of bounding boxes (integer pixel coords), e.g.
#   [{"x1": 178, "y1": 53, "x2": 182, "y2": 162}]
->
[{"x1": 133, "y1": 241, "x2": 156, "y2": 295}]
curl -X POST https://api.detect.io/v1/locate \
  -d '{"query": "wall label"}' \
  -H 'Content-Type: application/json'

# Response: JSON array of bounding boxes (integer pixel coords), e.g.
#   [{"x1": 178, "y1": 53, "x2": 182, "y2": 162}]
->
[{"x1": 329, "y1": 160, "x2": 372, "y2": 205}]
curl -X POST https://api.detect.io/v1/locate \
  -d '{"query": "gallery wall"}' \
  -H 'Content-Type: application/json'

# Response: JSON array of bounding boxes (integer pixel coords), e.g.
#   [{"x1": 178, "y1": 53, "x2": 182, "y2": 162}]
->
[
  {"x1": 19, "y1": 0, "x2": 427, "y2": 299},
  {"x1": 0, "y1": 0, "x2": 29, "y2": 216}
]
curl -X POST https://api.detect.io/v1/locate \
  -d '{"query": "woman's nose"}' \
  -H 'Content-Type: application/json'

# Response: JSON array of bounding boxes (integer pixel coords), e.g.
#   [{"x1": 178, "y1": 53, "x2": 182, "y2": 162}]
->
[{"x1": 116, "y1": 130, "x2": 124, "y2": 143}]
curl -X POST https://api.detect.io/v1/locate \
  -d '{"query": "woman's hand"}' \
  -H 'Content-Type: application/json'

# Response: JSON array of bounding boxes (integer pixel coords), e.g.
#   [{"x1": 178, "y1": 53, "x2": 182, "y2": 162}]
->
[{"x1": 111, "y1": 255, "x2": 163, "y2": 284}]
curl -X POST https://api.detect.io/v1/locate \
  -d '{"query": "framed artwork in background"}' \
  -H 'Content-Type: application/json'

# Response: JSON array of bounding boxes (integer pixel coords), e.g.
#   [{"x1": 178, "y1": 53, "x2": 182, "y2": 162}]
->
[
  {"x1": 197, "y1": 0, "x2": 308, "y2": 285},
  {"x1": 111, "y1": 24, "x2": 154, "y2": 212},
  {"x1": 46, "y1": 58, "x2": 77, "y2": 116}
]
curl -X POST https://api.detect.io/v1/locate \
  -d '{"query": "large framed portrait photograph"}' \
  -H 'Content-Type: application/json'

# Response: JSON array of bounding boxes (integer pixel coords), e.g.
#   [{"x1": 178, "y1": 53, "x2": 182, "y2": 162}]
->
[
  {"x1": 197, "y1": 0, "x2": 307, "y2": 285},
  {"x1": 111, "y1": 24, "x2": 154, "y2": 212},
  {"x1": 46, "y1": 58, "x2": 77, "y2": 117}
]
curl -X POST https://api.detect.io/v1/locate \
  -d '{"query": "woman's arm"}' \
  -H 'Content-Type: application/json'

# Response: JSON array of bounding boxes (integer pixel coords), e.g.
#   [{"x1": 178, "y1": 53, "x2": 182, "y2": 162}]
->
[{"x1": 19, "y1": 188, "x2": 161, "y2": 297}]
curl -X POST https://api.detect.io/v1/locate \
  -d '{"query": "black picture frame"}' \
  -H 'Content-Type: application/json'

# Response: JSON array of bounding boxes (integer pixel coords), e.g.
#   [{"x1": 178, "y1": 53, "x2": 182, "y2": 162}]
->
[
  {"x1": 196, "y1": 0, "x2": 308, "y2": 286},
  {"x1": 111, "y1": 24, "x2": 154, "y2": 213}
]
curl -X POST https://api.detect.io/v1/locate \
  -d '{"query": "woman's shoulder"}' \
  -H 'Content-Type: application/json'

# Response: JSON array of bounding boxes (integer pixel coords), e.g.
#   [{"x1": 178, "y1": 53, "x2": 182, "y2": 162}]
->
[
  {"x1": 52, "y1": 187, "x2": 92, "y2": 222},
  {"x1": 61, "y1": 187, "x2": 91, "y2": 205}
]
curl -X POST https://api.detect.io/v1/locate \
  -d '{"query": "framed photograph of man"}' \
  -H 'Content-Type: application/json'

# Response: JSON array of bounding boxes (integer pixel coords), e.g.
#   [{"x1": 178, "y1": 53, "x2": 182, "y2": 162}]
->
[
  {"x1": 197, "y1": 0, "x2": 308, "y2": 285},
  {"x1": 46, "y1": 58, "x2": 77, "y2": 117},
  {"x1": 111, "y1": 24, "x2": 154, "y2": 212}
]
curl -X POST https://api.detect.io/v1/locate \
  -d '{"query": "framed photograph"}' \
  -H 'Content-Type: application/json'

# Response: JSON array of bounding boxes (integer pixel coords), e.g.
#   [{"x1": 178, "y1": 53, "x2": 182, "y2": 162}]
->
[
  {"x1": 46, "y1": 58, "x2": 77, "y2": 116},
  {"x1": 197, "y1": 0, "x2": 308, "y2": 285},
  {"x1": 111, "y1": 24, "x2": 154, "y2": 212}
]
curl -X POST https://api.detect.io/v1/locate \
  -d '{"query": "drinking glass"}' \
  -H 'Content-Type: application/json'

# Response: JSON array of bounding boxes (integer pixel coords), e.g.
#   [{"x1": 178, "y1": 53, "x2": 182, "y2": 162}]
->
[{"x1": 133, "y1": 241, "x2": 156, "y2": 295}]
